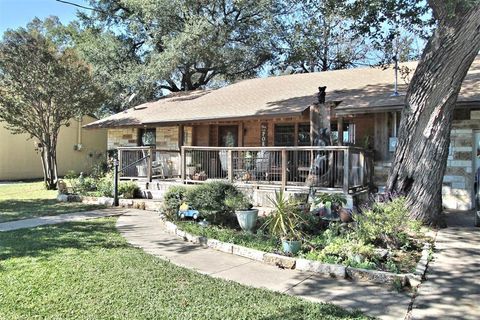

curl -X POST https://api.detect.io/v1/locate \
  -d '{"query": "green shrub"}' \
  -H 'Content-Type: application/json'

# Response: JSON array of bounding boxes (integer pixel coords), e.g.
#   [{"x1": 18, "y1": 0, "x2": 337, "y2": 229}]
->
[
  {"x1": 185, "y1": 182, "x2": 239, "y2": 221},
  {"x1": 96, "y1": 173, "x2": 114, "y2": 197},
  {"x1": 224, "y1": 193, "x2": 252, "y2": 211},
  {"x1": 118, "y1": 181, "x2": 139, "y2": 199},
  {"x1": 354, "y1": 197, "x2": 422, "y2": 249},
  {"x1": 304, "y1": 236, "x2": 377, "y2": 269},
  {"x1": 75, "y1": 177, "x2": 98, "y2": 195},
  {"x1": 163, "y1": 185, "x2": 188, "y2": 218}
]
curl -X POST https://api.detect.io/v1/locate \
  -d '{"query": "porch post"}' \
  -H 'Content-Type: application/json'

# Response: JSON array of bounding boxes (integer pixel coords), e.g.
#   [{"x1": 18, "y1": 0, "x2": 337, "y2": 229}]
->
[
  {"x1": 181, "y1": 146, "x2": 186, "y2": 182},
  {"x1": 359, "y1": 150, "x2": 365, "y2": 186},
  {"x1": 117, "y1": 149, "x2": 123, "y2": 178},
  {"x1": 281, "y1": 149, "x2": 287, "y2": 190},
  {"x1": 338, "y1": 117, "x2": 344, "y2": 146},
  {"x1": 343, "y1": 148, "x2": 350, "y2": 194},
  {"x1": 147, "y1": 146, "x2": 153, "y2": 182},
  {"x1": 227, "y1": 150, "x2": 234, "y2": 183}
]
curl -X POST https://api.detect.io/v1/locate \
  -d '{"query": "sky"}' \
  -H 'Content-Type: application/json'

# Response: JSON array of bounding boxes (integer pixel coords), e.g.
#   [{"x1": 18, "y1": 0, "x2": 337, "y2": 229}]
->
[{"x1": 0, "y1": 0, "x2": 88, "y2": 34}]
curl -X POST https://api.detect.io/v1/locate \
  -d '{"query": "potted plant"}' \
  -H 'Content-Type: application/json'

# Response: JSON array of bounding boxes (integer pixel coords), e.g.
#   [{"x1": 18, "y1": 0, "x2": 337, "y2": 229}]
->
[
  {"x1": 225, "y1": 193, "x2": 258, "y2": 232},
  {"x1": 265, "y1": 190, "x2": 304, "y2": 254}
]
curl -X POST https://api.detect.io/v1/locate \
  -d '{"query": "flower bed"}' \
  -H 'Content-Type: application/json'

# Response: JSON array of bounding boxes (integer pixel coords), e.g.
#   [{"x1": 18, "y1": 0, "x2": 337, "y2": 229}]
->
[
  {"x1": 161, "y1": 216, "x2": 432, "y2": 288},
  {"x1": 162, "y1": 182, "x2": 434, "y2": 279}
]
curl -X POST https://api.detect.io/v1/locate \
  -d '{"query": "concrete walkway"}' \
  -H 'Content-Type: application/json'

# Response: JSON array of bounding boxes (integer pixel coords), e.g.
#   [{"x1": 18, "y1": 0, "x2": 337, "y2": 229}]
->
[
  {"x1": 0, "y1": 208, "x2": 128, "y2": 232},
  {"x1": 410, "y1": 211, "x2": 480, "y2": 320},
  {"x1": 116, "y1": 209, "x2": 412, "y2": 320}
]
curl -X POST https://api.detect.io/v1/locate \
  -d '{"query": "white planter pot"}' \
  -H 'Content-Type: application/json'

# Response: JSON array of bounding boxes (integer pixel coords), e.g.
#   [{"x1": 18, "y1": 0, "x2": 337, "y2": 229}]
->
[{"x1": 235, "y1": 209, "x2": 259, "y2": 232}]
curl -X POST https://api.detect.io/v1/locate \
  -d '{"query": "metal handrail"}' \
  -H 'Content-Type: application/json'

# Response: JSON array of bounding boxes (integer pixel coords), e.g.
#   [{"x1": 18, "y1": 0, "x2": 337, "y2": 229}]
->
[{"x1": 119, "y1": 155, "x2": 150, "y2": 173}]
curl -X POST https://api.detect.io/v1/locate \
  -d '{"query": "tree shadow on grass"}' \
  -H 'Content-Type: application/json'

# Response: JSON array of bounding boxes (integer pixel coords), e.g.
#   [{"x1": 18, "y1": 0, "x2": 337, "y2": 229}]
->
[
  {"x1": 0, "y1": 219, "x2": 130, "y2": 261},
  {"x1": 0, "y1": 199, "x2": 105, "y2": 223}
]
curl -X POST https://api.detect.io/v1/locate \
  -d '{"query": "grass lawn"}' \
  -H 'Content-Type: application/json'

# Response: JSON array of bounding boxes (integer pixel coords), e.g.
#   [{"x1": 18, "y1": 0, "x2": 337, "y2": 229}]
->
[
  {"x1": 0, "y1": 182, "x2": 105, "y2": 223},
  {"x1": 0, "y1": 218, "x2": 369, "y2": 320}
]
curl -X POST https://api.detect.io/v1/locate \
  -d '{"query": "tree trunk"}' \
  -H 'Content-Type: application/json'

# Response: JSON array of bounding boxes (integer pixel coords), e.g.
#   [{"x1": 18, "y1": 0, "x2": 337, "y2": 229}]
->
[
  {"x1": 386, "y1": 4, "x2": 480, "y2": 225},
  {"x1": 40, "y1": 143, "x2": 58, "y2": 190}
]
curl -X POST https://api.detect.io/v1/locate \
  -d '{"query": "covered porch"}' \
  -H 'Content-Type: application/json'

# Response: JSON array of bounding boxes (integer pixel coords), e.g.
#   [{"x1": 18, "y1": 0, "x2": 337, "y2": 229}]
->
[{"x1": 118, "y1": 145, "x2": 374, "y2": 195}]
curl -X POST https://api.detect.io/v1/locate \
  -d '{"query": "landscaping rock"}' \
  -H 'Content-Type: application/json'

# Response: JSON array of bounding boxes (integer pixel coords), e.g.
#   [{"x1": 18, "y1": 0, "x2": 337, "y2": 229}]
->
[
  {"x1": 119, "y1": 199, "x2": 134, "y2": 207},
  {"x1": 207, "y1": 239, "x2": 234, "y2": 254},
  {"x1": 57, "y1": 194, "x2": 69, "y2": 202},
  {"x1": 346, "y1": 267, "x2": 407, "y2": 286},
  {"x1": 184, "y1": 232, "x2": 199, "y2": 243},
  {"x1": 263, "y1": 253, "x2": 296, "y2": 269},
  {"x1": 415, "y1": 243, "x2": 431, "y2": 278},
  {"x1": 374, "y1": 248, "x2": 390, "y2": 260},
  {"x1": 175, "y1": 229, "x2": 186, "y2": 238},
  {"x1": 98, "y1": 197, "x2": 114, "y2": 206},
  {"x1": 164, "y1": 221, "x2": 177, "y2": 234},
  {"x1": 232, "y1": 245, "x2": 264, "y2": 261},
  {"x1": 405, "y1": 273, "x2": 422, "y2": 287},
  {"x1": 295, "y1": 259, "x2": 346, "y2": 278}
]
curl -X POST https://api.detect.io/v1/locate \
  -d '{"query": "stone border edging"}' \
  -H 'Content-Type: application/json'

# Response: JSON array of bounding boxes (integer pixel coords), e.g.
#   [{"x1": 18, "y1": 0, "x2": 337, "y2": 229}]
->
[
  {"x1": 68, "y1": 195, "x2": 163, "y2": 211},
  {"x1": 160, "y1": 216, "x2": 431, "y2": 288}
]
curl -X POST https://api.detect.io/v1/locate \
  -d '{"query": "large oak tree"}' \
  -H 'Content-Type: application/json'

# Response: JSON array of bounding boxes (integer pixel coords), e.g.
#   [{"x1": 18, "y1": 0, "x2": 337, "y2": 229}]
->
[
  {"x1": 74, "y1": 0, "x2": 281, "y2": 114},
  {"x1": 0, "y1": 18, "x2": 103, "y2": 189},
  {"x1": 353, "y1": 0, "x2": 480, "y2": 225}
]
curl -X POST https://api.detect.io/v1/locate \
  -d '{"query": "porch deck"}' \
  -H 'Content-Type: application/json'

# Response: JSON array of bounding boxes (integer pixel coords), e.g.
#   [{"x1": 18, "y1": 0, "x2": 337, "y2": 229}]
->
[{"x1": 118, "y1": 146, "x2": 374, "y2": 194}]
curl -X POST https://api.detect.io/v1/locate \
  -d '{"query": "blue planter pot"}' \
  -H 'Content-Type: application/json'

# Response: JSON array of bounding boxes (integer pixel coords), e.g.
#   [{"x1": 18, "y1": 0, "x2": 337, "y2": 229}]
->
[
  {"x1": 282, "y1": 240, "x2": 302, "y2": 254},
  {"x1": 235, "y1": 209, "x2": 258, "y2": 232}
]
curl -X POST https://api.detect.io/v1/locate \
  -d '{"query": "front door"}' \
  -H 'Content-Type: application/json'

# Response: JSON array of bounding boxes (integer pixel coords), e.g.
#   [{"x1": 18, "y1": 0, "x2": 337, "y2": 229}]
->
[{"x1": 218, "y1": 125, "x2": 238, "y2": 147}]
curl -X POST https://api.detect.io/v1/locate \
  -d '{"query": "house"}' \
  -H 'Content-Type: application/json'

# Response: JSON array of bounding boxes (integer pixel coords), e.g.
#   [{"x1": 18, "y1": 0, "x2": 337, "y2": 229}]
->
[
  {"x1": 85, "y1": 57, "x2": 480, "y2": 210},
  {"x1": 0, "y1": 116, "x2": 107, "y2": 180}
]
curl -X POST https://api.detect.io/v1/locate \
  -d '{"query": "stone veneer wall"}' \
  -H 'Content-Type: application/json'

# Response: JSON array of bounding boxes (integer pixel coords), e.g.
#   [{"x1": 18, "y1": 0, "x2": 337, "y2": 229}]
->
[
  {"x1": 373, "y1": 113, "x2": 480, "y2": 211},
  {"x1": 107, "y1": 127, "x2": 180, "y2": 150},
  {"x1": 107, "y1": 128, "x2": 138, "y2": 150},
  {"x1": 443, "y1": 118, "x2": 479, "y2": 210},
  {"x1": 156, "y1": 126, "x2": 179, "y2": 149}
]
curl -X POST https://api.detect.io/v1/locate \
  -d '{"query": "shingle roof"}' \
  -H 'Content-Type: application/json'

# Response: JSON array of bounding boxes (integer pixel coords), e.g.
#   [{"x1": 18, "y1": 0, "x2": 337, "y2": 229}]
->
[{"x1": 85, "y1": 56, "x2": 480, "y2": 128}]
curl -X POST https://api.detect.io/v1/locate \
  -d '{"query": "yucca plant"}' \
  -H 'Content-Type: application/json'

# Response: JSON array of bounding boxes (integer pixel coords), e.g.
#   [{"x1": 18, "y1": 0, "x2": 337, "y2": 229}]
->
[{"x1": 264, "y1": 190, "x2": 303, "y2": 241}]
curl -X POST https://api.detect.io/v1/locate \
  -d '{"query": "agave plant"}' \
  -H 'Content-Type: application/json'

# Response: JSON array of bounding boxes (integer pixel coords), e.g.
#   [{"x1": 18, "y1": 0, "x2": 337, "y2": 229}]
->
[{"x1": 264, "y1": 190, "x2": 304, "y2": 240}]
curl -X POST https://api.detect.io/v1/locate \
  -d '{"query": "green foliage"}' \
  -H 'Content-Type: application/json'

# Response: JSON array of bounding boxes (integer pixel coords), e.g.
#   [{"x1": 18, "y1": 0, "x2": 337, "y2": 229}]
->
[
  {"x1": 186, "y1": 181, "x2": 239, "y2": 213},
  {"x1": 72, "y1": 0, "x2": 280, "y2": 114},
  {"x1": 95, "y1": 173, "x2": 114, "y2": 197},
  {"x1": 264, "y1": 190, "x2": 304, "y2": 240},
  {"x1": 224, "y1": 193, "x2": 253, "y2": 211},
  {"x1": 118, "y1": 181, "x2": 139, "y2": 199},
  {"x1": 354, "y1": 197, "x2": 423, "y2": 248},
  {"x1": 275, "y1": 0, "x2": 369, "y2": 74},
  {"x1": 313, "y1": 192, "x2": 347, "y2": 207},
  {"x1": 163, "y1": 185, "x2": 188, "y2": 218},
  {"x1": 304, "y1": 232, "x2": 378, "y2": 269},
  {"x1": 177, "y1": 221, "x2": 279, "y2": 253},
  {"x1": 75, "y1": 177, "x2": 98, "y2": 195},
  {"x1": 0, "y1": 17, "x2": 104, "y2": 189}
]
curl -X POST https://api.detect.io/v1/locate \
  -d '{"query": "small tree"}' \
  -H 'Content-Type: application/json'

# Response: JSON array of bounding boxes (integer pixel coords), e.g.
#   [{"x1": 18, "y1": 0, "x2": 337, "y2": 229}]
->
[{"x1": 0, "y1": 18, "x2": 103, "y2": 189}]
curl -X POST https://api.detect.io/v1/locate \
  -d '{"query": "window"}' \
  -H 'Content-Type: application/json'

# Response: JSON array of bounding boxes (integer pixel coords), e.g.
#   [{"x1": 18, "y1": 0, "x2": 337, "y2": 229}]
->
[
  {"x1": 331, "y1": 123, "x2": 354, "y2": 145},
  {"x1": 298, "y1": 124, "x2": 310, "y2": 146},
  {"x1": 274, "y1": 124, "x2": 295, "y2": 146},
  {"x1": 138, "y1": 128, "x2": 156, "y2": 146}
]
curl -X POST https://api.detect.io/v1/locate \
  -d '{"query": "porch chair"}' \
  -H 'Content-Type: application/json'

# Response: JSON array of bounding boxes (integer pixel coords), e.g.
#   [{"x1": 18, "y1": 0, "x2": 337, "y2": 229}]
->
[{"x1": 255, "y1": 150, "x2": 271, "y2": 181}]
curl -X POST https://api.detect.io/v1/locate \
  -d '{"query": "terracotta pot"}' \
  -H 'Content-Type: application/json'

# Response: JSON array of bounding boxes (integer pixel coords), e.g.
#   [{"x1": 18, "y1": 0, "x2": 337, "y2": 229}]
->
[{"x1": 338, "y1": 208, "x2": 353, "y2": 223}]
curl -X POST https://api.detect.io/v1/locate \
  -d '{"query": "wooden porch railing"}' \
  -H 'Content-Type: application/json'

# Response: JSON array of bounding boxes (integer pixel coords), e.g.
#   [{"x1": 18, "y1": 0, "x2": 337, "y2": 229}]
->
[
  {"x1": 181, "y1": 146, "x2": 374, "y2": 193},
  {"x1": 117, "y1": 146, "x2": 181, "y2": 181},
  {"x1": 117, "y1": 146, "x2": 374, "y2": 193}
]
